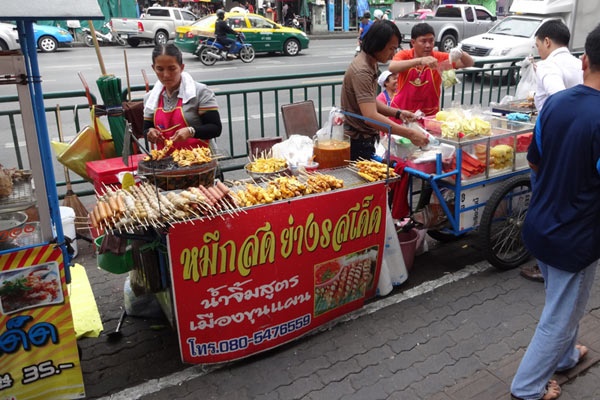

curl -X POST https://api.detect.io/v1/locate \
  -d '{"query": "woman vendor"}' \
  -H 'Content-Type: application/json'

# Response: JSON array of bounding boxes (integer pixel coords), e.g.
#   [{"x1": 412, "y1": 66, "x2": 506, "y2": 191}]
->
[{"x1": 143, "y1": 43, "x2": 222, "y2": 152}]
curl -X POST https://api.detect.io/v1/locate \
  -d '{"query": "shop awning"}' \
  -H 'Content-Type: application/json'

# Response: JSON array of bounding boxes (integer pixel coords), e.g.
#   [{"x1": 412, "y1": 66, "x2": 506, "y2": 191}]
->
[{"x1": 3, "y1": 0, "x2": 103, "y2": 19}]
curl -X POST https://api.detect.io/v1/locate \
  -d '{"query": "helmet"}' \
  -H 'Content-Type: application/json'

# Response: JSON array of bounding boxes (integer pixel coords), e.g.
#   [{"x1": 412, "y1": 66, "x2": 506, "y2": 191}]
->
[
  {"x1": 362, "y1": 11, "x2": 371, "y2": 19},
  {"x1": 216, "y1": 9, "x2": 225, "y2": 19},
  {"x1": 373, "y1": 9, "x2": 383, "y2": 20}
]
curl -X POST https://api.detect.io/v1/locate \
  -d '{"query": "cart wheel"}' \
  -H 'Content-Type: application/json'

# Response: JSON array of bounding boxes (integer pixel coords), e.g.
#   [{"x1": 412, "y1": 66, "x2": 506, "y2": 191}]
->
[{"x1": 479, "y1": 175, "x2": 531, "y2": 270}]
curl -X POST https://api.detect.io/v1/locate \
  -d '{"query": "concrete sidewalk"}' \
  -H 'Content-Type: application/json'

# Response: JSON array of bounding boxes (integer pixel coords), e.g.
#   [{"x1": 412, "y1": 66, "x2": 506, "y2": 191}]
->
[{"x1": 75, "y1": 215, "x2": 600, "y2": 399}]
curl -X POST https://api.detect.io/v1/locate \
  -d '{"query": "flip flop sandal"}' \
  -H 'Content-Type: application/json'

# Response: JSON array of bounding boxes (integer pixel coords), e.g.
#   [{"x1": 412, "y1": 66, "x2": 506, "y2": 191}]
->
[{"x1": 510, "y1": 380, "x2": 561, "y2": 400}]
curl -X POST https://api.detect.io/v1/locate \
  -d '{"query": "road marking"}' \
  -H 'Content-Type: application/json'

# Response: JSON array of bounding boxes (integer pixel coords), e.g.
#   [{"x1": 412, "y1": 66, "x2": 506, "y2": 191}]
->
[{"x1": 97, "y1": 261, "x2": 491, "y2": 400}]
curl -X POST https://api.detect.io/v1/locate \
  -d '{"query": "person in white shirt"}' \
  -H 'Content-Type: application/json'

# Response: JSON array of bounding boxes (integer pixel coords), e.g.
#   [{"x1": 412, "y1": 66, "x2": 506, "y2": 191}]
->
[
  {"x1": 520, "y1": 19, "x2": 583, "y2": 284},
  {"x1": 533, "y1": 19, "x2": 583, "y2": 111}
]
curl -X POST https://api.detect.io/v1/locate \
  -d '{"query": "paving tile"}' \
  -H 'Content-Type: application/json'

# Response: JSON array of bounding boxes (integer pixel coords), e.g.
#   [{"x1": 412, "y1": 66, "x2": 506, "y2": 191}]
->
[{"x1": 445, "y1": 369, "x2": 507, "y2": 400}]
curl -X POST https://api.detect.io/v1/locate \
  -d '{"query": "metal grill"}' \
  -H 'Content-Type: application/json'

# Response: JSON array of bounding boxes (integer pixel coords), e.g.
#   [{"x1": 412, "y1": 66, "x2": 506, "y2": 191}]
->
[{"x1": 461, "y1": 44, "x2": 491, "y2": 57}]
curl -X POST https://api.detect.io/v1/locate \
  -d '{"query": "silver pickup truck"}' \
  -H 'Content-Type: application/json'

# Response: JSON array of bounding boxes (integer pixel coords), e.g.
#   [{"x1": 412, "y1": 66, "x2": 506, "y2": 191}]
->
[
  {"x1": 394, "y1": 4, "x2": 497, "y2": 52},
  {"x1": 111, "y1": 7, "x2": 196, "y2": 47}
]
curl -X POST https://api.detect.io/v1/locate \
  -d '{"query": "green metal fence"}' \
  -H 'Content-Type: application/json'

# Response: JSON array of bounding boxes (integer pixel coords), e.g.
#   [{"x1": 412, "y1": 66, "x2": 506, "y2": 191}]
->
[{"x1": 0, "y1": 60, "x2": 531, "y2": 197}]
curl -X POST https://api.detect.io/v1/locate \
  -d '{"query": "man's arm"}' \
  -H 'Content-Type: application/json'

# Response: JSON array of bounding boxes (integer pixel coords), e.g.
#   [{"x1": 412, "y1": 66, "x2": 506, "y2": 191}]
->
[
  {"x1": 452, "y1": 48, "x2": 474, "y2": 69},
  {"x1": 358, "y1": 101, "x2": 427, "y2": 146},
  {"x1": 538, "y1": 62, "x2": 567, "y2": 96}
]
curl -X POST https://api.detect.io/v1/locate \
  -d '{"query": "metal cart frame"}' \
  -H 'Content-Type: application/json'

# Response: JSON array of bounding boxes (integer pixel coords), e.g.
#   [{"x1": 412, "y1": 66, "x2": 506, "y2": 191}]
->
[{"x1": 403, "y1": 117, "x2": 535, "y2": 270}]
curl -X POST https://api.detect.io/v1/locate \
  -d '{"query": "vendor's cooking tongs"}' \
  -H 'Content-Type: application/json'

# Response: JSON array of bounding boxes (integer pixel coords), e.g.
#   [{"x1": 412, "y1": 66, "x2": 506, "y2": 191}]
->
[{"x1": 128, "y1": 126, "x2": 152, "y2": 157}]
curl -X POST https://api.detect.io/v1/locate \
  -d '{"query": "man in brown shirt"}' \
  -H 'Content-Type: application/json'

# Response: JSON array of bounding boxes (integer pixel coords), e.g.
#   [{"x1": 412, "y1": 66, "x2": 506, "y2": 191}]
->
[{"x1": 341, "y1": 20, "x2": 428, "y2": 160}]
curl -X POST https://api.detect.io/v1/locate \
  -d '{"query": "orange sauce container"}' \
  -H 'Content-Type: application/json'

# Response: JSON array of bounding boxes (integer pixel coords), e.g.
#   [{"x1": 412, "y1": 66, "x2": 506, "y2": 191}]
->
[{"x1": 313, "y1": 135, "x2": 351, "y2": 169}]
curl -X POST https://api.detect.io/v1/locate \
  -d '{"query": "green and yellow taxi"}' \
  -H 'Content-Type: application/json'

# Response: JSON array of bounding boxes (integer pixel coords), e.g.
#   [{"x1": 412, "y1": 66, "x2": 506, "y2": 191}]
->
[{"x1": 175, "y1": 12, "x2": 309, "y2": 57}]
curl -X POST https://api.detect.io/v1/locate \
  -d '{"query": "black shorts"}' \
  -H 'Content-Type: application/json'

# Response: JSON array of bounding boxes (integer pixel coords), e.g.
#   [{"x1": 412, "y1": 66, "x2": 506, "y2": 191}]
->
[{"x1": 350, "y1": 136, "x2": 376, "y2": 161}]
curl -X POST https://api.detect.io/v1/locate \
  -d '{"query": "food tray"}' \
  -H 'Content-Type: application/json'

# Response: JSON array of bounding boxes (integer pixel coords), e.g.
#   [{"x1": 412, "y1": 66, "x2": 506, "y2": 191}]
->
[
  {"x1": 0, "y1": 175, "x2": 36, "y2": 213},
  {"x1": 244, "y1": 162, "x2": 290, "y2": 181},
  {"x1": 138, "y1": 158, "x2": 217, "y2": 191},
  {"x1": 491, "y1": 99, "x2": 537, "y2": 115}
]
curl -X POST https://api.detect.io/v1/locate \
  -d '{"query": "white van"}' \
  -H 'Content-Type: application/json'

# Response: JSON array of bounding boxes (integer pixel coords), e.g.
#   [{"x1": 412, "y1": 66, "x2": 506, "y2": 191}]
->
[{"x1": 459, "y1": 0, "x2": 597, "y2": 79}]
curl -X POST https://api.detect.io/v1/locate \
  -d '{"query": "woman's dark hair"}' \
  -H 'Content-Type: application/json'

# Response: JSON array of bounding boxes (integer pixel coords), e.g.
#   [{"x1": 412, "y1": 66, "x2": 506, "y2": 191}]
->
[
  {"x1": 152, "y1": 43, "x2": 183, "y2": 65},
  {"x1": 362, "y1": 20, "x2": 401, "y2": 56},
  {"x1": 535, "y1": 19, "x2": 570, "y2": 47},
  {"x1": 411, "y1": 23, "x2": 434, "y2": 39},
  {"x1": 585, "y1": 23, "x2": 600, "y2": 72}
]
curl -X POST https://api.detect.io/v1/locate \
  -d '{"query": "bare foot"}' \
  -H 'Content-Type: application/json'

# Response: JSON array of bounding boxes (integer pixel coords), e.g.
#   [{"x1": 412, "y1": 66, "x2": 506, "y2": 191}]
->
[
  {"x1": 542, "y1": 380, "x2": 561, "y2": 400},
  {"x1": 575, "y1": 344, "x2": 588, "y2": 363}
]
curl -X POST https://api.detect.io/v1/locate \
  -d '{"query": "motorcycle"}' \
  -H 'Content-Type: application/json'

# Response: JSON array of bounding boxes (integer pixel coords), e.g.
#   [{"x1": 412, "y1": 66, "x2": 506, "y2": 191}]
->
[
  {"x1": 194, "y1": 32, "x2": 255, "y2": 66},
  {"x1": 82, "y1": 22, "x2": 126, "y2": 47},
  {"x1": 284, "y1": 14, "x2": 302, "y2": 30}
]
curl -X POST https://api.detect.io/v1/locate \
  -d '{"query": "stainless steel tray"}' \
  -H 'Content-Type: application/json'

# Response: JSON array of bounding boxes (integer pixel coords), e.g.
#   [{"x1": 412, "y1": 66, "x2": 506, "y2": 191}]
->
[{"x1": 0, "y1": 176, "x2": 36, "y2": 213}]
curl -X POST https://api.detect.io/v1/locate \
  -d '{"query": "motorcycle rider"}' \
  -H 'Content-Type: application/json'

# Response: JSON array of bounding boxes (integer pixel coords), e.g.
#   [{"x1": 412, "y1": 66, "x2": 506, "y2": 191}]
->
[{"x1": 215, "y1": 9, "x2": 239, "y2": 58}]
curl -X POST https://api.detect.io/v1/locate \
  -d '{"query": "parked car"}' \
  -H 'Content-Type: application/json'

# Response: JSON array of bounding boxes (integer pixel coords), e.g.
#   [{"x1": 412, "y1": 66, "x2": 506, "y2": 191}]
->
[
  {"x1": 396, "y1": 9, "x2": 434, "y2": 20},
  {"x1": 111, "y1": 6, "x2": 197, "y2": 47},
  {"x1": 461, "y1": 0, "x2": 593, "y2": 80},
  {"x1": 0, "y1": 22, "x2": 19, "y2": 51},
  {"x1": 31, "y1": 23, "x2": 73, "y2": 52},
  {"x1": 175, "y1": 12, "x2": 309, "y2": 57},
  {"x1": 394, "y1": 4, "x2": 497, "y2": 52},
  {"x1": 0, "y1": 22, "x2": 72, "y2": 52}
]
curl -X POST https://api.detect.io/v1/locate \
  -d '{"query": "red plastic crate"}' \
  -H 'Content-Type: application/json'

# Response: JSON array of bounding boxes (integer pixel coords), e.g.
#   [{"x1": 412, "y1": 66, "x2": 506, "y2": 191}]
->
[{"x1": 86, "y1": 154, "x2": 145, "y2": 194}]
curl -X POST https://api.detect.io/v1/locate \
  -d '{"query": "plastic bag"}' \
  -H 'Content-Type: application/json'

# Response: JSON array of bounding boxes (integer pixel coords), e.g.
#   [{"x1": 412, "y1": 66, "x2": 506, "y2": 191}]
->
[
  {"x1": 515, "y1": 57, "x2": 536, "y2": 100},
  {"x1": 54, "y1": 125, "x2": 116, "y2": 181},
  {"x1": 53, "y1": 109, "x2": 116, "y2": 181},
  {"x1": 315, "y1": 107, "x2": 344, "y2": 140},
  {"x1": 272, "y1": 134, "x2": 314, "y2": 166}
]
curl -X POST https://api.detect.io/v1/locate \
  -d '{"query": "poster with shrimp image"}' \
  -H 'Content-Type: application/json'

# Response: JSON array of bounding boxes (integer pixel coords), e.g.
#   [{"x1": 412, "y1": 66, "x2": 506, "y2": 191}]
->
[
  {"x1": 314, "y1": 246, "x2": 378, "y2": 316},
  {"x1": 168, "y1": 182, "x2": 387, "y2": 364},
  {"x1": 0, "y1": 244, "x2": 84, "y2": 400}
]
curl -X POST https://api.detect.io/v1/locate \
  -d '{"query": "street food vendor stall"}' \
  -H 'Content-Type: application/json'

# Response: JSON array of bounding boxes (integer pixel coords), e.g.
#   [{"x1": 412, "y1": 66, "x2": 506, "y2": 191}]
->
[
  {"x1": 0, "y1": 1, "x2": 104, "y2": 398},
  {"x1": 90, "y1": 137, "x2": 398, "y2": 364}
]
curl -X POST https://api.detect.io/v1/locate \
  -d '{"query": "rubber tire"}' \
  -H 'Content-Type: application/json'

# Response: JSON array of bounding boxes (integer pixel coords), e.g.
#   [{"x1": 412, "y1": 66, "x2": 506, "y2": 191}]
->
[
  {"x1": 199, "y1": 47, "x2": 218, "y2": 66},
  {"x1": 439, "y1": 34, "x2": 457, "y2": 53},
  {"x1": 38, "y1": 35, "x2": 58, "y2": 53},
  {"x1": 115, "y1": 34, "x2": 127, "y2": 46},
  {"x1": 84, "y1": 35, "x2": 95, "y2": 47},
  {"x1": 479, "y1": 175, "x2": 532, "y2": 270},
  {"x1": 0, "y1": 40, "x2": 8, "y2": 51},
  {"x1": 239, "y1": 46, "x2": 255, "y2": 63},
  {"x1": 283, "y1": 38, "x2": 300, "y2": 56},
  {"x1": 127, "y1": 38, "x2": 140, "y2": 47},
  {"x1": 154, "y1": 30, "x2": 168, "y2": 46}
]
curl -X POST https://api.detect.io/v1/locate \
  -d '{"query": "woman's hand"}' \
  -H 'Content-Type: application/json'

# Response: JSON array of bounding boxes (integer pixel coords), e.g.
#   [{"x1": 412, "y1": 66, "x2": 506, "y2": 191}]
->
[
  {"x1": 171, "y1": 127, "x2": 194, "y2": 143},
  {"x1": 146, "y1": 128, "x2": 164, "y2": 144}
]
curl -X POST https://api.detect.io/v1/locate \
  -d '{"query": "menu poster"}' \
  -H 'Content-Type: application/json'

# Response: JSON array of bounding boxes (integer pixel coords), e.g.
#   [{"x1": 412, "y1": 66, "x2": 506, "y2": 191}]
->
[
  {"x1": 168, "y1": 183, "x2": 386, "y2": 364},
  {"x1": 0, "y1": 245, "x2": 84, "y2": 400}
]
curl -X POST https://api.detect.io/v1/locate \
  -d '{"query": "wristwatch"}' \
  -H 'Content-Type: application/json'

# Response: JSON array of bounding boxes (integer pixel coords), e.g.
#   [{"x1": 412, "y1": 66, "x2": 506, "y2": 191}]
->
[{"x1": 395, "y1": 109, "x2": 401, "y2": 120}]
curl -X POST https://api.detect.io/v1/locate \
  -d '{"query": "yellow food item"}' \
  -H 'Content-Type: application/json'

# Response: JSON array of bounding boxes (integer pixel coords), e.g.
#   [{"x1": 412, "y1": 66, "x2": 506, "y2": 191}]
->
[
  {"x1": 435, "y1": 111, "x2": 451, "y2": 121},
  {"x1": 490, "y1": 144, "x2": 514, "y2": 169},
  {"x1": 247, "y1": 157, "x2": 288, "y2": 173}
]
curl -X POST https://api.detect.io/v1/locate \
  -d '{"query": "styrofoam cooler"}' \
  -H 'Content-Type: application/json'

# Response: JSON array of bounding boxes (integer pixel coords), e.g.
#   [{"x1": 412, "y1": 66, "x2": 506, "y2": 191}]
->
[{"x1": 59, "y1": 206, "x2": 78, "y2": 258}]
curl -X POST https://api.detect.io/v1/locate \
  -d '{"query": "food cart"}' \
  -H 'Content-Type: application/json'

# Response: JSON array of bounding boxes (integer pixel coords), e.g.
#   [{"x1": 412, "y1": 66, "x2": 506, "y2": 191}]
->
[
  {"x1": 0, "y1": 1, "x2": 104, "y2": 399},
  {"x1": 89, "y1": 122, "x2": 401, "y2": 365},
  {"x1": 403, "y1": 112, "x2": 535, "y2": 270}
]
